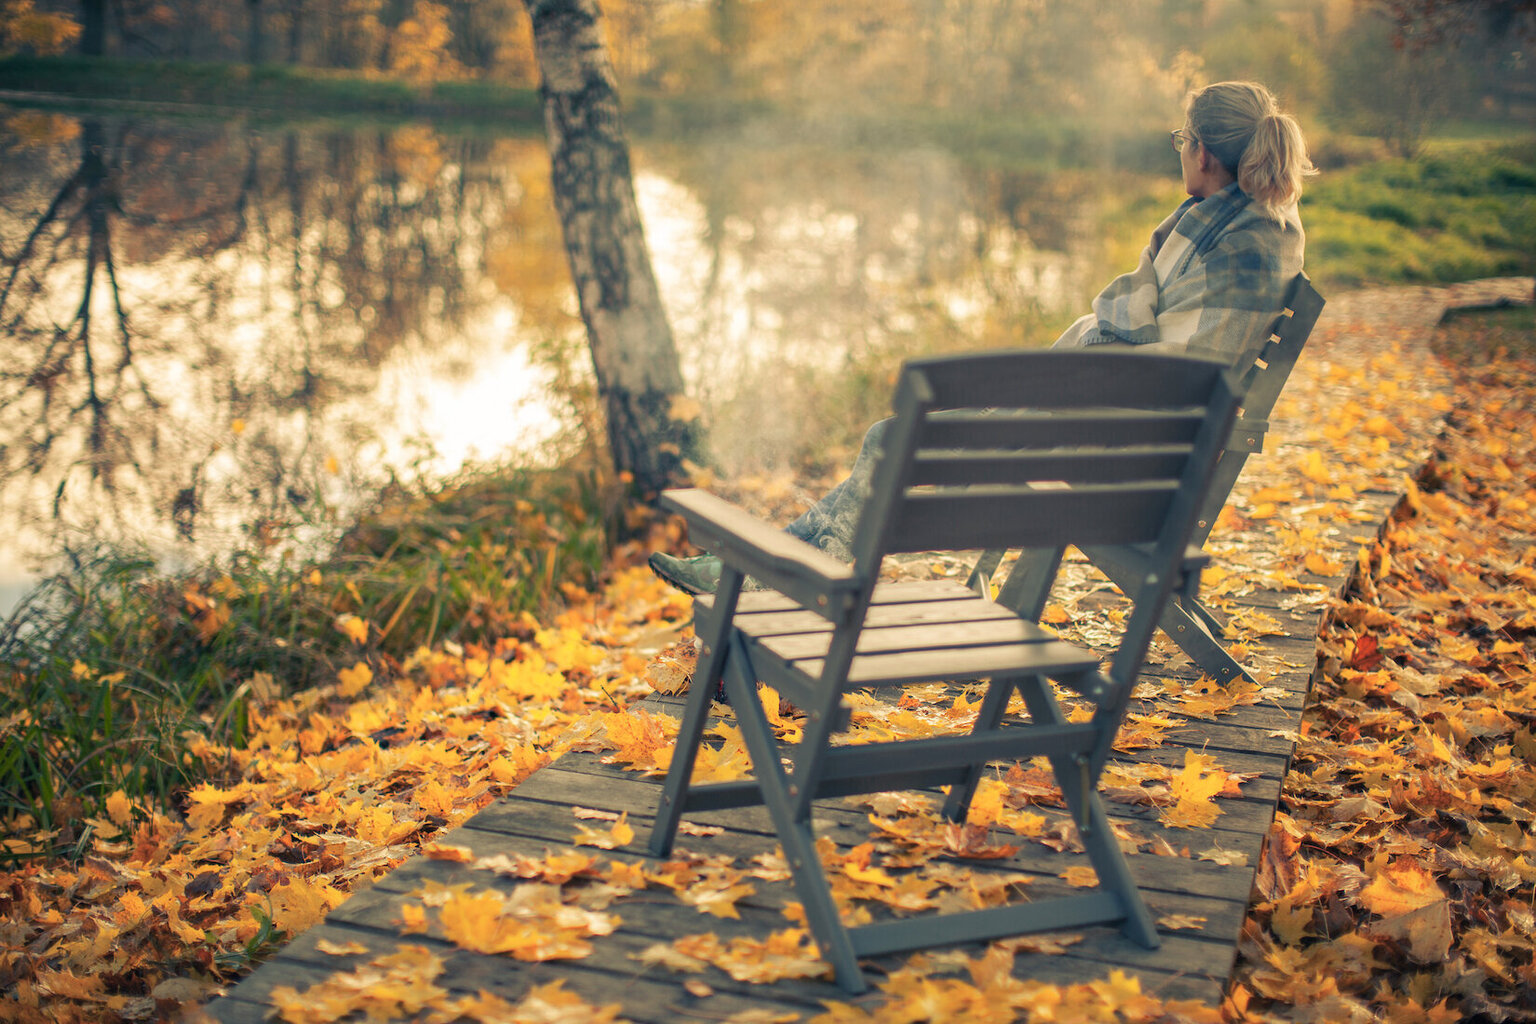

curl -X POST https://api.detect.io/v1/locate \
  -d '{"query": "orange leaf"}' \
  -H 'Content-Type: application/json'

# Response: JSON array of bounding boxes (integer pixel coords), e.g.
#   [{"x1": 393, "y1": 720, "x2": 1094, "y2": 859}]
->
[{"x1": 1358, "y1": 860, "x2": 1445, "y2": 918}]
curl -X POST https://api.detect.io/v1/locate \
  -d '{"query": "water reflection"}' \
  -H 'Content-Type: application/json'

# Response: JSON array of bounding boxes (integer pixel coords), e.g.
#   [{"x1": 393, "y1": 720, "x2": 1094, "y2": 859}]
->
[
  {"x1": 0, "y1": 104, "x2": 1155, "y2": 613},
  {"x1": 0, "y1": 109, "x2": 578, "y2": 613}
]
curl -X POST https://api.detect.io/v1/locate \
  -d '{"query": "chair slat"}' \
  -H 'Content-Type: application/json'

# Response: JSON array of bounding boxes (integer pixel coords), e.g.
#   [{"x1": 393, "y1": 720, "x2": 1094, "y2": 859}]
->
[
  {"x1": 753, "y1": 609, "x2": 1061, "y2": 661},
  {"x1": 909, "y1": 447, "x2": 1194, "y2": 487},
  {"x1": 836, "y1": 637, "x2": 1099, "y2": 686},
  {"x1": 883, "y1": 483, "x2": 1176, "y2": 553},
  {"x1": 734, "y1": 595, "x2": 1019, "y2": 639},
  {"x1": 919, "y1": 409, "x2": 1205, "y2": 450},
  {"x1": 906, "y1": 349, "x2": 1229, "y2": 410}
]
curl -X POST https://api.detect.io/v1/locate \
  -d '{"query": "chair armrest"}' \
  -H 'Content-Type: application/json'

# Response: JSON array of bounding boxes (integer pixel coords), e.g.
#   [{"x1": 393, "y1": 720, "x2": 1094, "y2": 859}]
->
[{"x1": 660, "y1": 488, "x2": 862, "y2": 613}]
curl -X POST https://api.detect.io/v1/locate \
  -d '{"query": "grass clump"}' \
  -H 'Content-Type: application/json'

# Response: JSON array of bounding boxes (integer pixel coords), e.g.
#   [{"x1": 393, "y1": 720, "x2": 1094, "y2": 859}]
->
[
  {"x1": 0, "y1": 458, "x2": 619, "y2": 858},
  {"x1": 1304, "y1": 140, "x2": 1536, "y2": 290}
]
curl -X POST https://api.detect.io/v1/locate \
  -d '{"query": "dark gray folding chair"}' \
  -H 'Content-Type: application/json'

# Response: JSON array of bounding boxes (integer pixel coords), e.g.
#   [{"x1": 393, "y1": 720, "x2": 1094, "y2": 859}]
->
[
  {"x1": 970, "y1": 274, "x2": 1326, "y2": 683},
  {"x1": 647, "y1": 349, "x2": 1242, "y2": 993}
]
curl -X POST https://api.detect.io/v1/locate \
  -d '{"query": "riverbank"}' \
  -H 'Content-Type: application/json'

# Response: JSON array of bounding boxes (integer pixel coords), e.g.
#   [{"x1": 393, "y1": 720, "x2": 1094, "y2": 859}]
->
[{"x1": 0, "y1": 54, "x2": 546, "y2": 128}]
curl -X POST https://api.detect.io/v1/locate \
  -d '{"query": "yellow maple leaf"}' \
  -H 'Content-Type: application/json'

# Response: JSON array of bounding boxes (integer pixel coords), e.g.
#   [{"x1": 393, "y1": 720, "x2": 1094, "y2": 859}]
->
[
  {"x1": 414, "y1": 778, "x2": 457, "y2": 818},
  {"x1": 841, "y1": 862, "x2": 897, "y2": 888},
  {"x1": 104, "y1": 789, "x2": 133, "y2": 827},
  {"x1": 1358, "y1": 860, "x2": 1445, "y2": 918},
  {"x1": 397, "y1": 903, "x2": 429, "y2": 934},
  {"x1": 1304, "y1": 551, "x2": 1343, "y2": 576},
  {"x1": 1060, "y1": 865, "x2": 1099, "y2": 888},
  {"x1": 573, "y1": 812, "x2": 634, "y2": 850},
  {"x1": 336, "y1": 615, "x2": 369, "y2": 644},
  {"x1": 337, "y1": 660, "x2": 373, "y2": 697},
  {"x1": 269, "y1": 877, "x2": 344, "y2": 935},
  {"x1": 682, "y1": 881, "x2": 758, "y2": 919},
  {"x1": 1159, "y1": 749, "x2": 1228, "y2": 829}
]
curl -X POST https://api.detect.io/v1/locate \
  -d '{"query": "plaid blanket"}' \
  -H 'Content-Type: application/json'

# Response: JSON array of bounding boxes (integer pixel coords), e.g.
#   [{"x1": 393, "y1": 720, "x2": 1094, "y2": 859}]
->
[
  {"x1": 1056, "y1": 182, "x2": 1305, "y2": 368},
  {"x1": 783, "y1": 185, "x2": 1305, "y2": 562}
]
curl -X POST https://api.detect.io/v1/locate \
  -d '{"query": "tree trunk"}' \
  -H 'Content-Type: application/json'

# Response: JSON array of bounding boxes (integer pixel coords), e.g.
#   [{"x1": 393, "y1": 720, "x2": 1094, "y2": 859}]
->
[
  {"x1": 247, "y1": 0, "x2": 264, "y2": 64},
  {"x1": 520, "y1": 0, "x2": 699, "y2": 498},
  {"x1": 79, "y1": 0, "x2": 106, "y2": 55}
]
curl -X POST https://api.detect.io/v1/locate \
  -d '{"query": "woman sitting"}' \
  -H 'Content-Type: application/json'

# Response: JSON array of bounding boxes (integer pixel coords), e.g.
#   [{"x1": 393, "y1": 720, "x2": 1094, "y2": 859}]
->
[{"x1": 651, "y1": 80, "x2": 1314, "y2": 595}]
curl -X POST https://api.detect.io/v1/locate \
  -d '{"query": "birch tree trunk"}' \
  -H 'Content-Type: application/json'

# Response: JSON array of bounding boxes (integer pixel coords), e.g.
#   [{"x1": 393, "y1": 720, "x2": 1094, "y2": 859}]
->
[{"x1": 520, "y1": 0, "x2": 699, "y2": 498}]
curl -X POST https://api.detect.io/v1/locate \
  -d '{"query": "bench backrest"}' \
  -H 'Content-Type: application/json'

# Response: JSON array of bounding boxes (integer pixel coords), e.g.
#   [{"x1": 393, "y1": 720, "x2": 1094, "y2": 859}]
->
[
  {"x1": 846, "y1": 350, "x2": 1242, "y2": 579},
  {"x1": 1191, "y1": 273, "x2": 1326, "y2": 545}
]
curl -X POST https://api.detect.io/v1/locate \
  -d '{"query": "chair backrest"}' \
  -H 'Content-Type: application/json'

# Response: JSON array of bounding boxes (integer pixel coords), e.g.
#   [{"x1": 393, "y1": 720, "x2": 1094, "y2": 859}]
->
[
  {"x1": 845, "y1": 350, "x2": 1243, "y2": 585},
  {"x1": 1191, "y1": 273, "x2": 1325, "y2": 545}
]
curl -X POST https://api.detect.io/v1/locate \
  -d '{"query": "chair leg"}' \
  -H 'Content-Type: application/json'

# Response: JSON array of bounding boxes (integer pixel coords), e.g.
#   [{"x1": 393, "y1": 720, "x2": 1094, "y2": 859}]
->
[
  {"x1": 939, "y1": 674, "x2": 1025, "y2": 822},
  {"x1": 1014, "y1": 676, "x2": 1158, "y2": 949},
  {"x1": 1159, "y1": 597, "x2": 1252, "y2": 684},
  {"x1": 1075, "y1": 782, "x2": 1160, "y2": 948},
  {"x1": 996, "y1": 547, "x2": 1065, "y2": 621},
  {"x1": 965, "y1": 549, "x2": 1005, "y2": 597},
  {"x1": 648, "y1": 575, "x2": 742, "y2": 858},
  {"x1": 720, "y1": 635, "x2": 866, "y2": 993},
  {"x1": 1088, "y1": 546, "x2": 1252, "y2": 686}
]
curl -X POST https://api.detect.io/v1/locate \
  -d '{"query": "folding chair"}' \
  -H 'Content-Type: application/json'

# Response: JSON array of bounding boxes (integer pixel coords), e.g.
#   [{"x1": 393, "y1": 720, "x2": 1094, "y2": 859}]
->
[
  {"x1": 647, "y1": 350, "x2": 1242, "y2": 993},
  {"x1": 970, "y1": 274, "x2": 1326, "y2": 683}
]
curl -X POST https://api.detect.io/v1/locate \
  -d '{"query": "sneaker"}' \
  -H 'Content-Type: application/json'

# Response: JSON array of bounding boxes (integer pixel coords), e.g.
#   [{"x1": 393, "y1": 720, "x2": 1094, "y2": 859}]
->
[{"x1": 647, "y1": 552, "x2": 723, "y2": 596}]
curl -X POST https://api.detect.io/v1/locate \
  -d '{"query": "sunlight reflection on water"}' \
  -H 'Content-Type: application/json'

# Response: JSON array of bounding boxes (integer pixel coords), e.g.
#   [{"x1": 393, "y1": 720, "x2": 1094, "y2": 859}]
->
[{"x1": 0, "y1": 108, "x2": 1155, "y2": 615}]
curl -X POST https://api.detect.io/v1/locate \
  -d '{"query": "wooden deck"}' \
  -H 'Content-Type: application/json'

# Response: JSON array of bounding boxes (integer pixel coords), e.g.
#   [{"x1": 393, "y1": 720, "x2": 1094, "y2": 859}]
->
[{"x1": 203, "y1": 478, "x2": 1406, "y2": 1024}]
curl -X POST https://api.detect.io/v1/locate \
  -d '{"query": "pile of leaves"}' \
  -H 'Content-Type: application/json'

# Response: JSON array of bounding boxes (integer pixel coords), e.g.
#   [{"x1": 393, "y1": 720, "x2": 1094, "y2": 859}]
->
[
  {"x1": 1228, "y1": 303, "x2": 1536, "y2": 1023},
  {"x1": 0, "y1": 567, "x2": 690, "y2": 1021}
]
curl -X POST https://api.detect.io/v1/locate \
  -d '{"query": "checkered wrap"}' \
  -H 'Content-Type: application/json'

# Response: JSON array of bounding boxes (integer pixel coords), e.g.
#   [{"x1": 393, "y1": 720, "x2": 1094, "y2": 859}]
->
[
  {"x1": 1058, "y1": 182, "x2": 1305, "y2": 368},
  {"x1": 783, "y1": 185, "x2": 1305, "y2": 562}
]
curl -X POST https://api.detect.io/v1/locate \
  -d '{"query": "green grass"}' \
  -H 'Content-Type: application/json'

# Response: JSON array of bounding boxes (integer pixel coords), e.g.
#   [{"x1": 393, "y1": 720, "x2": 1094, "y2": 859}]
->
[
  {"x1": 0, "y1": 457, "x2": 620, "y2": 858},
  {"x1": 1303, "y1": 140, "x2": 1536, "y2": 291}
]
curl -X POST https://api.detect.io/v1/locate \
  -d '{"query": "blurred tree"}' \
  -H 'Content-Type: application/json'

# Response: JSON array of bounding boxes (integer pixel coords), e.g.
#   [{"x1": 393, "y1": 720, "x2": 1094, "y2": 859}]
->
[
  {"x1": 78, "y1": 0, "x2": 102, "y2": 53},
  {"x1": 520, "y1": 0, "x2": 699, "y2": 498},
  {"x1": 246, "y1": 0, "x2": 261, "y2": 62},
  {"x1": 1372, "y1": 0, "x2": 1536, "y2": 45},
  {"x1": 388, "y1": 0, "x2": 464, "y2": 80},
  {"x1": 0, "y1": 0, "x2": 79, "y2": 54},
  {"x1": 1328, "y1": 11, "x2": 1449, "y2": 156},
  {"x1": 442, "y1": 0, "x2": 535, "y2": 81}
]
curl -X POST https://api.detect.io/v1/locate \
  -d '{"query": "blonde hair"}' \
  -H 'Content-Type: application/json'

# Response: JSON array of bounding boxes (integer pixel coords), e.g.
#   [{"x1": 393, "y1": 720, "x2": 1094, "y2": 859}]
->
[{"x1": 1187, "y1": 81, "x2": 1315, "y2": 219}]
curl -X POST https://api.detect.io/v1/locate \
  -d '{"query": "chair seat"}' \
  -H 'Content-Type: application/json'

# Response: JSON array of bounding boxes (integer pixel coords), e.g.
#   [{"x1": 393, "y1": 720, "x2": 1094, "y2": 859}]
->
[{"x1": 709, "y1": 579, "x2": 1101, "y2": 688}]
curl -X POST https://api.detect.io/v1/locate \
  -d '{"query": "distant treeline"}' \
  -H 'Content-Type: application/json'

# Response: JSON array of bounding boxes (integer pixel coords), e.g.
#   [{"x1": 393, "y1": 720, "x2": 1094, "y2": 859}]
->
[{"x1": 5, "y1": 1, "x2": 1535, "y2": 155}]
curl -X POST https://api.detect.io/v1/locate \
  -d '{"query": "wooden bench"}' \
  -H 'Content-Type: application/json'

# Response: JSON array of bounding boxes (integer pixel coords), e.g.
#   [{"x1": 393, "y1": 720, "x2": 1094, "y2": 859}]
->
[
  {"x1": 648, "y1": 349, "x2": 1243, "y2": 993},
  {"x1": 970, "y1": 274, "x2": 1326, "y2": 683}
]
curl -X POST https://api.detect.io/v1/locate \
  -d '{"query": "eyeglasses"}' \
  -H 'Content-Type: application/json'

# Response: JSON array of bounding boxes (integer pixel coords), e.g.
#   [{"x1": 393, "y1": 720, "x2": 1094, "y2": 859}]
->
[{"x1": 1170, "y1": 128, "x2": 1195, "y2": 152}]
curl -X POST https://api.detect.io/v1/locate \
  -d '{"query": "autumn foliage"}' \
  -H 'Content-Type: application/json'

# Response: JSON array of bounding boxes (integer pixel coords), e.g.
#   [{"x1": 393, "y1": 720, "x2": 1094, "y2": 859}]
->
[{"x1": 2, "y1": 289, "x2": 1534, "y2": 1022}]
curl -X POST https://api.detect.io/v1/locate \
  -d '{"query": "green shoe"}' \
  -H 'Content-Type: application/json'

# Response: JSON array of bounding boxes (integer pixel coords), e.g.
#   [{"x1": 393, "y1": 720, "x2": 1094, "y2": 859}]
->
[{"x1": 647, "y1": 552, "x2": 722, "y2": 596}]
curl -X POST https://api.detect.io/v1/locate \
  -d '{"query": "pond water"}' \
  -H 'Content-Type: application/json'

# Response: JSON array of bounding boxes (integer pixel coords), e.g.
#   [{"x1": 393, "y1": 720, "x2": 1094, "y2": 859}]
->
[{"x1": 0, "y1": 103, "x2": 1176, "y2": 614}]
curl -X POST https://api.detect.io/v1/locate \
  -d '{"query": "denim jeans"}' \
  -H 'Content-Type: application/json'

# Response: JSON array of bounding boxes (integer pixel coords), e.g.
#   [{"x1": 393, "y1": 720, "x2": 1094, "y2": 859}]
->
[{"x1": 783, "y1": 418, "x2": 890, "y2": 563}]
